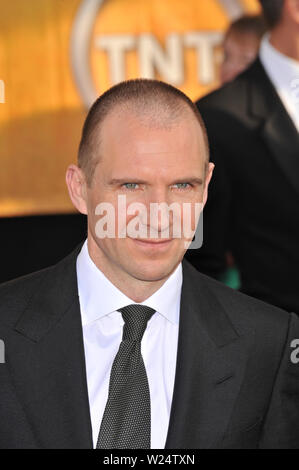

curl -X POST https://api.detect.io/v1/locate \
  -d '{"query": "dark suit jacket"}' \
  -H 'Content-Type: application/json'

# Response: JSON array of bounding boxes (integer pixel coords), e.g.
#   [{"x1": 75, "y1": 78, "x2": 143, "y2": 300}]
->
[
  {"x1": 0, "y1": 245, "x2": 299, "y2": 449},
  {"x1": 185, "y1": 59, "x2": 299, "y2": 313}
]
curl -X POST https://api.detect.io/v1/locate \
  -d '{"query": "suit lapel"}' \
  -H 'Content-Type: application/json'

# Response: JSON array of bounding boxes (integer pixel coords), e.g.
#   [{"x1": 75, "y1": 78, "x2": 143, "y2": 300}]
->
[
  {"x1": 165, "y1": 262, "x2": 254, "y2": 449},
  {"x1": 248, "y1": 59, "x2": 299, "y2": 197},
  {"x1": 262, "y1": 111, "x2": 299, "y2": 197},
  {"x1": 9, "y1": 245, "x2": 93, "y2": 449}
]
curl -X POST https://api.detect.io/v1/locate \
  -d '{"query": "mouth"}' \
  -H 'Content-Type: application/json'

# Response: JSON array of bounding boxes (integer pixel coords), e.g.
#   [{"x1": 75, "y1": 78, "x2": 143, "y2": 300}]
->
[{"x1": 129, "y1": 237, "x2": 173, "y2": 250}]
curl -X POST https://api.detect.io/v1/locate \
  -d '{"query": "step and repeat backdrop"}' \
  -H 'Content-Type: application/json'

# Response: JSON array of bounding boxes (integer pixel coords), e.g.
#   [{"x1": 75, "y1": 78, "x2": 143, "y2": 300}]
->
[{"x1": 0, "y1": 0, "x2": 259, "y2": 217}]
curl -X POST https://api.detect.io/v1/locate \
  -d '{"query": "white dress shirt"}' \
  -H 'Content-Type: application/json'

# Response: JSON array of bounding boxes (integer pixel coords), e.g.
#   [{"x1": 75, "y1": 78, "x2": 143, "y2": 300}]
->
[
  {"x1": 260, "y1": 34, "x2": 299, "y2": 132},
  {"x1": 76, "y1": 240, "x2": 182, "y2": 449}
]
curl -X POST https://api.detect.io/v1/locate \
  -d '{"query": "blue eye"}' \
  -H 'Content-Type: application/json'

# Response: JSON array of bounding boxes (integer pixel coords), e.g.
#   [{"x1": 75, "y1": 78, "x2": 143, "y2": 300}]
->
[
  {"x1": 123, "y1": 183, "x2": 139, "y2": 190},
  {"x1": 174, "y1": 183, "x2": 190, "y2": 189}
]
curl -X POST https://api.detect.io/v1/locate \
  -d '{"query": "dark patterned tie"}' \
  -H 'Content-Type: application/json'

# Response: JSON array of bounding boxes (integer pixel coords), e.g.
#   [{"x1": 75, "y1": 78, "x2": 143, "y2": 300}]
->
[{"x1": 96, "y1": 304, "x2": 155, "y2": 449}]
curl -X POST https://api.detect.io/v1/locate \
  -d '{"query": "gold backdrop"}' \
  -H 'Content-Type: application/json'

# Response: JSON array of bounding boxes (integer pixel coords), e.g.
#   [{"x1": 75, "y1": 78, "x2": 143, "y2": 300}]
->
[{"x1": 0, "y1": 0, "x2": 259, "y2": 217}]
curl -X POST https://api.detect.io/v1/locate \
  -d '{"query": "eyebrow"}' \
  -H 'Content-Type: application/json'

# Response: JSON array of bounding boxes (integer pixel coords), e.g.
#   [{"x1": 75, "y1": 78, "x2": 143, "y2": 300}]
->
[
  {"x1": 108, "y1": 177, "x2": 204, "y2": 186},
  {"x1": 108, "y1": 178, "x2": 148, "y2": 186},
  {"x1": 172, "y1": 177, "x2": 203, "y2": 186}
]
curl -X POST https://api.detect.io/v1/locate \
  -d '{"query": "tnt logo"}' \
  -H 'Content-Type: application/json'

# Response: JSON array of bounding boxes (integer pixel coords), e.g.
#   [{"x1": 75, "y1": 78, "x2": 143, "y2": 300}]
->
[
  {"x1": 94, "y1": 32, "x2": 223, "y2": 86},
  {"x1": 70, "y1": 0, "x2": 257, "y2": 107},
  {"x1": 0, "y1": 80, "x2": 5, "y2": 104}
]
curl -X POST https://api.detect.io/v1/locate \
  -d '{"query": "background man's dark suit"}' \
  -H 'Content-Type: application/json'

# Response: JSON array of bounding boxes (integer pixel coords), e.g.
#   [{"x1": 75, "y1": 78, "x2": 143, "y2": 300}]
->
[
  {"x1": 0, "y1": 245, "x2": 299, "y2": 449},
  {"x1": 185, "y1": 59, "x2": 299, "y2": 314}
]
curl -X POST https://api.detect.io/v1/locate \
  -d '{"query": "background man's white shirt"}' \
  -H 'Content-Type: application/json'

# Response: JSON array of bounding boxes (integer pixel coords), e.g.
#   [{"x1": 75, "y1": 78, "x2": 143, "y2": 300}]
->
[
  {"x1": 76, "y1": 240, "x2": 182, "y2": 448},
  {"x1": 260, "y1": 34, "x2": 299, "y2": 132}
]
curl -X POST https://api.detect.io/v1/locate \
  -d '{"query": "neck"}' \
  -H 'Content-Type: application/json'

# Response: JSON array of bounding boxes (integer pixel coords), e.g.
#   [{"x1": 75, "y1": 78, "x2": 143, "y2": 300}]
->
[
  {"x1": 269, "y1": 24, "x2": 299, "y2": 62},
  {"x1": 87, "y1": 237, "x2": 172, "y2": 303}
]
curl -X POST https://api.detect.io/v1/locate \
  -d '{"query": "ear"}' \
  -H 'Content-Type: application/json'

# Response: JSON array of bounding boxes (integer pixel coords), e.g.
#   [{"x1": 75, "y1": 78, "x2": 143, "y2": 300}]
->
[
  {"x1": 65, "y1": 164, "x2": 88, "y2": 215},
  {"x1": 202, "y1": 162, "x2": 215, "y2": 207},
  {"x1": 286, "y1": 0, "x2": 299, "y2": 24}
]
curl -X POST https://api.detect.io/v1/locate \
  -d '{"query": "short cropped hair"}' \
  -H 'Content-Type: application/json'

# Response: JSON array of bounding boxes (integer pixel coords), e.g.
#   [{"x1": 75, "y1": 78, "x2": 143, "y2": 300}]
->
[
  {"x1": 227, "y1": 14, "x2": 266, "y2": 39},
  {"x1": 78, "y1": 79, "x2": 209, "y2": 186},
  {"x1": 258, "y1": 0, "x2": 284, "y2": 29}
]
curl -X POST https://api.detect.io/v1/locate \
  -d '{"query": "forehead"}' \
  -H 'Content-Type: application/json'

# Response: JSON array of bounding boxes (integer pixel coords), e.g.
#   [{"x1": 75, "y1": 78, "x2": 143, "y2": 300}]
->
[{"x1": 97, "y1": 107, "x2": 205, "y2": 170}]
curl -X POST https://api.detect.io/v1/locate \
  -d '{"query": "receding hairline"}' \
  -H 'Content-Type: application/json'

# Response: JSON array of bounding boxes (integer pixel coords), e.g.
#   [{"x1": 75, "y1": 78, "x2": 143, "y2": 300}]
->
[
  {"x1": 107, "y1": 97, "x2": 199, "y2": 128},
  {"x1": 78, "y1": 79, "x2": 210, "y2": 186},
  {"x1": 95, "y1": 99, "x2": 208, "y2": 152}
]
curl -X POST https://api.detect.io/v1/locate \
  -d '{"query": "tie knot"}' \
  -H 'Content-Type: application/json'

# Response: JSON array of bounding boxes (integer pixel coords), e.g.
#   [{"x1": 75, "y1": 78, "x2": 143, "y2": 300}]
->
[{"x1": 118, "y1": 304, "x2": 155, "y2": 341}]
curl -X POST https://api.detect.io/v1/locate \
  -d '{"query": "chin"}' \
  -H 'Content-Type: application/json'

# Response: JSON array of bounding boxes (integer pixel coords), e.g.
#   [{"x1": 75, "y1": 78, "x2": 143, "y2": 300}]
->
[{"x1": 128, "y1": 260, "x2": 179, "y2": 282}]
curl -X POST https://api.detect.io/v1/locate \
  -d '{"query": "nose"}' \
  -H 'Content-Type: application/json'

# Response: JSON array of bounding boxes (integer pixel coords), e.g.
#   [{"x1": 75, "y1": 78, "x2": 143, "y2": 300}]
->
[{"x1": 144, "y1": 187, "x2": 174, "y2": 236}]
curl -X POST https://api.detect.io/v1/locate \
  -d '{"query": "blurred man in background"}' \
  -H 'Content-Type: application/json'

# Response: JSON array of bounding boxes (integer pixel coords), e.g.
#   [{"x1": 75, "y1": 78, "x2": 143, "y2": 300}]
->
[
  {"x1": 219, "y1": 14, "x2": 266, "y2": 290},
  {"x1": 186, "y1": 0, "x2": 299, "y2": 314},
  {"x1": 221, "y1": 15, "x2": 266, "y2": 84}
]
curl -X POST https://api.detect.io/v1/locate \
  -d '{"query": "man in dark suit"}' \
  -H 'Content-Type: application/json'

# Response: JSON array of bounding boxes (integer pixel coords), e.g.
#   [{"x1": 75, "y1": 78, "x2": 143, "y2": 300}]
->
[
  {"x1": 0, "y1": 79, "x2": 299, "y2": 449},
  {"x1": 185, "y1": 0, "x2": 299, "y2": 313}
]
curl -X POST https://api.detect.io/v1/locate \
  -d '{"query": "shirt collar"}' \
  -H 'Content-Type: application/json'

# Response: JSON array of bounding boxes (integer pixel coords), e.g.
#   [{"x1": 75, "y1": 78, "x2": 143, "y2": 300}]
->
[
  {"x1": 76, "y1": 240, "x2": 182, "y2": 327},
  {"x1": 260, "y1": 33, "x2": 299, "y2": 85}
]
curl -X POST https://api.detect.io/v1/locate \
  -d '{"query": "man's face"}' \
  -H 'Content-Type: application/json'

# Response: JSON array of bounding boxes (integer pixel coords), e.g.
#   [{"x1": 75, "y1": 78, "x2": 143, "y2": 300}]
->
[
  {"x1": 83, "y1": 108, "x2": 212, "y2": 283},
  {"x1": 221, "y1": 31, "x2": 260, "y2": 84}
]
